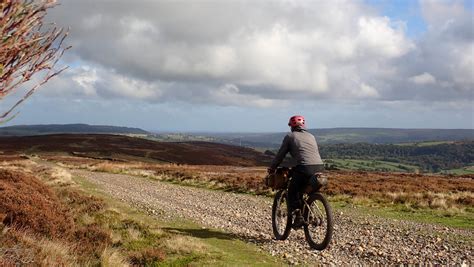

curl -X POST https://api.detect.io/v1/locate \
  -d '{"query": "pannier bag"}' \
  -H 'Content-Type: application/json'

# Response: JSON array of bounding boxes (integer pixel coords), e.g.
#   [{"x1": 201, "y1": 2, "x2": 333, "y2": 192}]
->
[
  {"x1": 265, "y1": 167, "x2": 289, "y2": 190},
  {"x1": 304, "y1": 172, "x2": 328, "y2": 193}
]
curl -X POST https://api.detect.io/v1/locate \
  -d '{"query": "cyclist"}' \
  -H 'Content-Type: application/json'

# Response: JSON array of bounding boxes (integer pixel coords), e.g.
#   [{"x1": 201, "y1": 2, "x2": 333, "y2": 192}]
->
[{"x1": 268, "y1": 115, "x2": 324, "y2": 229}]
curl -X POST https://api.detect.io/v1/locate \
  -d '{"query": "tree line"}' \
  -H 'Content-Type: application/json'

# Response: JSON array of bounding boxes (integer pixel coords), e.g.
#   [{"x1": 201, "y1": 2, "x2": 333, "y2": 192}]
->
[{"x1": 319, "y1": 141, "x2": 474, "y2": 172}]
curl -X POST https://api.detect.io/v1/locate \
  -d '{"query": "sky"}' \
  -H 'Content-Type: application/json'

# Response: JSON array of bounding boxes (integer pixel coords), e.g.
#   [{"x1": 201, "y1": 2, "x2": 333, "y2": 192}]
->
[{"x1": 2, "y1": 0, "x2": 473, "y2": 132}]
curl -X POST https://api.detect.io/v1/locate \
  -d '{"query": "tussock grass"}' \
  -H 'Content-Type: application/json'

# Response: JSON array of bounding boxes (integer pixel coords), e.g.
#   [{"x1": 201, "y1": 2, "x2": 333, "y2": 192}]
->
[
  {"x1": 0, "y1": 159, "x2": 38, "y2": 174},
  {"x1": 87, "y1": 162, "x2": 150, "y2": 175},
  {"x1": 79, "y1": 213, "x2": 95, "y2": 225},
  {"x1": 126, "y1": 227, "x2": 142, "y2": 241},
  {"x1": 0, "y1": 228, "x2": 76, "y2": 266},
  {"x1": 49, "y1": 167, "x2": 74, "y2": 185},
  {"x1": 164, "y1": 235, "x2": 209, "y2": 254},
  {"x1": 386, "y1": 191, "x2": 474, "y2": 211},
  {"x1": 100, "y1": 248, "x2": 128, "y2": 267},
  {"x1": 35, "y1": 237, "x2": 75, "y2": 266},
  {"x1": 89, "y1": 162, "x2": 125, "y2": 173}
]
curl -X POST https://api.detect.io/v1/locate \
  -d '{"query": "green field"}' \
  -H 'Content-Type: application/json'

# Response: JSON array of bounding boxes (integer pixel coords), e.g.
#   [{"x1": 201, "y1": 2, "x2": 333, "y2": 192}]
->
[
  {"x1": 317, "y1": 133, "x2": 364, "y2": 143},
  {"x1": 325, "y1": 159, "x2": 419, "y2": 172},
  {"x1": 440, "y1": 166, "x2": 474, "y2": 175},
  {"x1": 145, "y1": 133, "x2": 218, "y2": 142},
  {"x1": 395, "y1": 141, "x2": 455, "y2": 147}
]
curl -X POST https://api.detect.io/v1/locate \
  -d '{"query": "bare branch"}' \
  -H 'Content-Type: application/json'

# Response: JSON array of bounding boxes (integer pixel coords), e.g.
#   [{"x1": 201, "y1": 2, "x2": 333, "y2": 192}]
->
[{"x1": 0, "y1": 0, "x2": 68, "y2": 121}]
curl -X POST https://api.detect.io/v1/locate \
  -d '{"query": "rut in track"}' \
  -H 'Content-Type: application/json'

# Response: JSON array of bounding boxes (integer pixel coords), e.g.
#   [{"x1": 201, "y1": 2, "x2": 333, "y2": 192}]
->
[{"x1": 71, "y1": 169, "x2": 473, "y2": 265}]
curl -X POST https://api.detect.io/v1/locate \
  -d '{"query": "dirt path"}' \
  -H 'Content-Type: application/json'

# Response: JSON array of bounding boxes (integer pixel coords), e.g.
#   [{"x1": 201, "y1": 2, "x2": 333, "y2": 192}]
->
[{"x1": 71, "y1": 169, "x2": 472, "y2": 265}]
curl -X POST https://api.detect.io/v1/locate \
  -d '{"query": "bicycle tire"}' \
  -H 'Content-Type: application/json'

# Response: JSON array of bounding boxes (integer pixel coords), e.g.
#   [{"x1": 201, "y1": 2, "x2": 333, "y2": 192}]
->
[
  {"x1": 272, "y1": 189, "x2": 292, "y2": 240},
  {"x1": 303, "y1": 193, "x2": 333, "y2": 250}
]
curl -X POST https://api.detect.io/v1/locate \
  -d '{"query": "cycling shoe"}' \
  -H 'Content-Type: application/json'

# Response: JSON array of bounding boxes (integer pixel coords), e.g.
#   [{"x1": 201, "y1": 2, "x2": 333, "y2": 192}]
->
[{"x1": 292, "y1": 209, "x2": 305, "y2": 229}]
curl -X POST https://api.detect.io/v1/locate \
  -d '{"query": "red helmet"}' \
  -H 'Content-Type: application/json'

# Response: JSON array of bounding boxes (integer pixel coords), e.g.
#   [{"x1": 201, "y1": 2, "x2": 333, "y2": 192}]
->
[{"x1": 288, "y1": 115, "x2": 305, "y2": 128}]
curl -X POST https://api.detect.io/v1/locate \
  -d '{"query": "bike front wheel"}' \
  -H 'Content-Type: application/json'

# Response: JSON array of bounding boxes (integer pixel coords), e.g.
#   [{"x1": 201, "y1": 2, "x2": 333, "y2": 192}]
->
[
  {"x1": 272, "y1": 189, "x2": 292, "y2": 240},
  {"x1": 303, "y1": 193, "x2": 333, "y2": 250}
]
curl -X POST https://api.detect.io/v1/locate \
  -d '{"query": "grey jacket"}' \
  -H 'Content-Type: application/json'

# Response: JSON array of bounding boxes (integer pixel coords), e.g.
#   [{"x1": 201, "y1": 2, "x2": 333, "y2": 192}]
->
[{"x1": 270, "y1": 128, "x2": 323, "y2": 169}]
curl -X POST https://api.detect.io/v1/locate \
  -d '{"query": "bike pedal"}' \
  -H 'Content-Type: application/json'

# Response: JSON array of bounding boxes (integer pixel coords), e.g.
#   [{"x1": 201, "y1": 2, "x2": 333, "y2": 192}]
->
[{"x1": 291, "y1": 221, "x2": 306, "y2": 230}]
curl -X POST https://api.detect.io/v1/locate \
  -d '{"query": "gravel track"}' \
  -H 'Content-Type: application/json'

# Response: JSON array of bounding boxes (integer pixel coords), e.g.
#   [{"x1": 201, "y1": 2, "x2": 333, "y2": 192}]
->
[{"x1": 72, "y1": 169, "x2": 473, "y2": 265}]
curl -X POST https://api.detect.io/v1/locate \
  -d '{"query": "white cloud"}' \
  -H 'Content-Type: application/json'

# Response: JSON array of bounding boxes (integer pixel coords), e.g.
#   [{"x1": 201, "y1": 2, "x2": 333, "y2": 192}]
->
[
  {"x1": 42, "y1": 0, "x2": 472, "y2": 107},
  {"x1": 71, "y1": 66, "x2": 98, "y2": 96},
  {"x1": 356, "y1": 16, "x2": 414, "y2": 58},
  {"x1": 211, "y1": 84, "x2": 287, "y2": 108},
  {"x1": 409, "y1": 72, "x2": 437, "y2": 85},
  {"x1": 43, "y1": 65, "x2": 163, "y2": 101},
  {"x1": 414, "y1": 1, "x2": 474, "y2": 92},
  {"x1": 357, "y1": 83, "x2": 380, "y2": 98}
]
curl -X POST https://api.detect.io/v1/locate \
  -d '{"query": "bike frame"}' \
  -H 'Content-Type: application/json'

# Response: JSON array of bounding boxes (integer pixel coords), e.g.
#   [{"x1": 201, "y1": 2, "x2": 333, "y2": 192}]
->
[
  {"x1": 271, "y1": 166, "x2": 333, "y2": 250},
  {"x1": 302, "y1": 193, "x2": 323, "y2": 226}
]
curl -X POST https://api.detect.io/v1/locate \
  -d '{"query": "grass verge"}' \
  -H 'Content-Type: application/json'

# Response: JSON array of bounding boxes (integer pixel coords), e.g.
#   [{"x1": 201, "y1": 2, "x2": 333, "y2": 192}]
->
[
  {"x1": 331, "y1": 196, "x2": 474, "y2": 229},
  {"x1": 73, "y1": 174, "x2": 282, "y2": 266}
]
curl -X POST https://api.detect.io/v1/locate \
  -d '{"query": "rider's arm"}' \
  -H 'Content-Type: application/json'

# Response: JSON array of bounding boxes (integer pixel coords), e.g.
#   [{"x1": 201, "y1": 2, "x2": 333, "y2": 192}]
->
[{"x1": 270, "y1": 135, "x2": 290, "y2": 170}]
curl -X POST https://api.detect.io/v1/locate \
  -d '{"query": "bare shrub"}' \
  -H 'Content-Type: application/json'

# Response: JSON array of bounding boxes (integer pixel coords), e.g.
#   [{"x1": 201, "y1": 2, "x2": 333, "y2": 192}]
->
[
  {"x1": 0, "y1": 0, "x2": 69, "y2": 120},
  {"x1": 129, "y1": 248, "x2": 166, "y2": 265},
  {"x1": 57, "y1": 189, "x2": 105, "y2": 214},
  {"x1": 73, "y1": 224, "x2": 112, "y2": 259}
]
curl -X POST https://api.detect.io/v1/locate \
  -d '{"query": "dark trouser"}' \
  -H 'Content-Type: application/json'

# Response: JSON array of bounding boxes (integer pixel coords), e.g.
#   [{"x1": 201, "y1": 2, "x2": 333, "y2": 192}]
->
[{"x1": 288, "y1": 165, "x2": 325, "y2": 211}]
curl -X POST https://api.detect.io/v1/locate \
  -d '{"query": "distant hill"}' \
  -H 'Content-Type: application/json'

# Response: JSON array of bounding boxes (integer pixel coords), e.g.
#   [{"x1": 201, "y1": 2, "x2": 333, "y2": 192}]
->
[
  {"x1": 0, "y1": 134, "x2": 272, "y2": 166},
  {"x1": 0, "y1": 124, "x2": 148, "y2": 136},
  {"x1": 212, "y1": 128, "x2": 474, "y2": 147}
]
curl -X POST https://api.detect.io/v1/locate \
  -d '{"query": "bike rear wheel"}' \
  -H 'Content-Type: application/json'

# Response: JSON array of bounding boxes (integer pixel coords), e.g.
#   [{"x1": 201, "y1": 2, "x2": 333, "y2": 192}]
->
[
  {"x1": 303, "y1": 193, "x2": 333, "y2": 250},
  {"x1": 272, "y1": 189, "x2": 292, "y2": 240}
]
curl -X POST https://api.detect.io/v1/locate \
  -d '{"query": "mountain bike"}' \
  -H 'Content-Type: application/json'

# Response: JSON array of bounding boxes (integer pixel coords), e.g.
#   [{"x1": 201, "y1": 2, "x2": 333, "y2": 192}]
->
[{"x1": 271, "y1": 169, "x2": 333, "y2": 250}]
